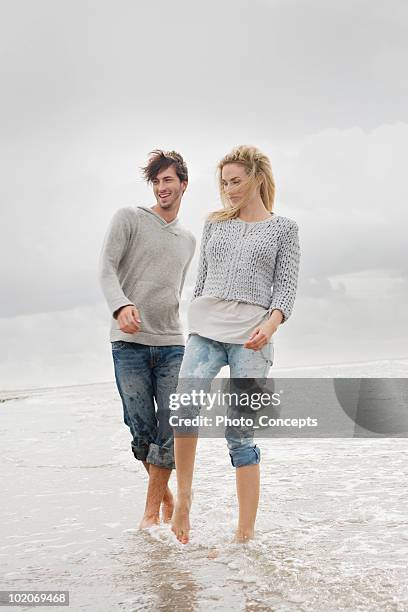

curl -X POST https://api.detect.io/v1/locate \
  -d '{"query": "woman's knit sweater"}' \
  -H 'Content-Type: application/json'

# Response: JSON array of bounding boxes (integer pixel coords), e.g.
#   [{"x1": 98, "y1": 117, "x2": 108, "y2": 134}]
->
[{"x1": 191, "y1": 214, "x2": 300, "y2": 323}]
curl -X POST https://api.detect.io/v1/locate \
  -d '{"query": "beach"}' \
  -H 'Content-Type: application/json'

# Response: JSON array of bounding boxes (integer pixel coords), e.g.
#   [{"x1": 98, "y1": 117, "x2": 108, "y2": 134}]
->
[{"x1": 1, "y1": 364, "x2": 408, "y2": 611}]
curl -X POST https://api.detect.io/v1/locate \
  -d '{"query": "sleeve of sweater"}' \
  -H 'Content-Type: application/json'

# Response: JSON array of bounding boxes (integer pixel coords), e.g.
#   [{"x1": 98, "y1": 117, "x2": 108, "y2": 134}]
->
[
  {"x1": 191, "y1": 219, "x2": 212, "y2": 300},
  {"x1": 98, "y1": 208, "x2": 136, "y2": 318},
  {"x1": 179, "y1": 235, "x2": 197, "y2": 295},
  {"x1": 269, "y1": 220, "x2": 300, "y2": 323}
]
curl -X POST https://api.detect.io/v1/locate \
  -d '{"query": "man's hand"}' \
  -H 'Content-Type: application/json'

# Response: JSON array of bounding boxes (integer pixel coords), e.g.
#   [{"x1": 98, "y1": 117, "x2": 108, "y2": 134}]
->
[
  {"x1": 116, "y1": 305, "x2": 141, "y2": 334},
  {"x1": 244, "y1": 322, "x2": 276, "y2": 351}
]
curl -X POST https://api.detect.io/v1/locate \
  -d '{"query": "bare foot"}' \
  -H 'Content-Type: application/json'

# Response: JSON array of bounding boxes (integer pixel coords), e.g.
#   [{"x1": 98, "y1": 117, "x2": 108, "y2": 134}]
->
[
  {"x1": 139, "y1": 514, "x2": 160, "y2": 530},
  {"x1": 161, "y1": 487, "x2": 174, "y2": 523},
  {"x1": 207, "y1": 548, "x2": 219, "y2": 559},
  {"x1": 233, "y1": 528, "x2": 254, "y2": 543},
  {"x1": 171, "y1": 494, "x2": 192, "y2": 544}
]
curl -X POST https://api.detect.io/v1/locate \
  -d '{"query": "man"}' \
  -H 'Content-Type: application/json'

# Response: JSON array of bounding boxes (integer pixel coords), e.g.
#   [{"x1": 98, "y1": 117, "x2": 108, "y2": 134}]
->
[{"x1": 99, "y1": 150, "x2": 196, "y2": 528}]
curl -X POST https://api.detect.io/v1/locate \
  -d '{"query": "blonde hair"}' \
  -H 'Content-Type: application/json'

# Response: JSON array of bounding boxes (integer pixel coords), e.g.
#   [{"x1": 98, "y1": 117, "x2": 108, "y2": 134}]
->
[{"x1": 209, "y1": 145, "x2": 276, "y2": 222}]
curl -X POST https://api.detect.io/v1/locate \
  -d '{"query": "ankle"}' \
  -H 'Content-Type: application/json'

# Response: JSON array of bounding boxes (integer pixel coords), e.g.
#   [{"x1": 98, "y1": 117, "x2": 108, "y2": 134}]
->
[
  {"x1": 176, "y1": 492, "x2": 192, "y2": 507},
  {"x1": 143, "y1": 508, "x2": 160, "y2": 519},
  {"x1": 162, "y1": 488, "x2": 173, "y2": 502},
  {"x1": 235, "y1": 526, "x2": 255, "y2": 541}
]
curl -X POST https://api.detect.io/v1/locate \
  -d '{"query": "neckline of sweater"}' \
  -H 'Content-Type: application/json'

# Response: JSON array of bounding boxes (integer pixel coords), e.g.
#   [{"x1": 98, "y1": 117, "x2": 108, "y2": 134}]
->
[{"x1": 232, "y1": 213, "x2": 276, "y2": 225}]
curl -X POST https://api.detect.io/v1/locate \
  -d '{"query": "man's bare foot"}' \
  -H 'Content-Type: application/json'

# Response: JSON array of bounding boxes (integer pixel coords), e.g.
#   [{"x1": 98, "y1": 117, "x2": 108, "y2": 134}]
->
[
  {"x1": 171, "y1": 494, "x2": 192, "y2": 544},
  {"x1": 139, "y1": 514, "x2": 160, "y2": 530},
  {"x1": 161, "y1": 487, "x2": 174, "y2": 523},
  {"x1": 233, "y1": 528, "x2": 255, "y2": 543}
]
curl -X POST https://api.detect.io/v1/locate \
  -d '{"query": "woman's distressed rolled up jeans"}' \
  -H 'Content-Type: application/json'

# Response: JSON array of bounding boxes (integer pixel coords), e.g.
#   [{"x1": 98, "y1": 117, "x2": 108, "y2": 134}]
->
[{"x1": 174, "y1": 334, "x2": 273, "y2": 467}]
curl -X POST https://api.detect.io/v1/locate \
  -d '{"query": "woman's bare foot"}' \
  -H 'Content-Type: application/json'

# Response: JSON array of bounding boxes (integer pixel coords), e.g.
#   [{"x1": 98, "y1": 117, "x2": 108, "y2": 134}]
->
[
  {"x1": 233, "y1": 528, "x2": 255, "y2": 543},
  {"x1": 161, "y1": 487, "x2": 174, "y2": 523},
  {"x1": 171, "y1": 493, "x2": 192, "y2": 544},
  {"x1": 139, "y1": 514, "x2": 160, "y2": 530},
  {"x1": 207, "y1": 548, "x2": 219, "y2": 559}
]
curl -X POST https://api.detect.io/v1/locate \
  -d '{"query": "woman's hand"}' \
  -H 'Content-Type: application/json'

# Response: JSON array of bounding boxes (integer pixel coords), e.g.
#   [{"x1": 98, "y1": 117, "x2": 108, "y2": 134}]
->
[
  {"x1": 244, "y1": 309, "x2": 283, "y2": 350},
  {"x1": 244, "y1": 321, "x2": 276, "y2": 351}
]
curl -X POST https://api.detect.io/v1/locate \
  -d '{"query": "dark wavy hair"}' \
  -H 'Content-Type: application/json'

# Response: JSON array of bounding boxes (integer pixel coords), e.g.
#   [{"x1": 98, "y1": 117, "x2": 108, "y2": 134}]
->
[{"x1": 141, "y1": 149, "x2": 188, "y2": 183}]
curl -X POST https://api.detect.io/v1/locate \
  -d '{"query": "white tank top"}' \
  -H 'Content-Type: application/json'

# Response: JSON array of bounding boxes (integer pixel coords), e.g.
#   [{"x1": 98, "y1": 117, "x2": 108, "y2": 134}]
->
[{"x1": 187, "y1": 295, "x2": 273, "y2": 344}]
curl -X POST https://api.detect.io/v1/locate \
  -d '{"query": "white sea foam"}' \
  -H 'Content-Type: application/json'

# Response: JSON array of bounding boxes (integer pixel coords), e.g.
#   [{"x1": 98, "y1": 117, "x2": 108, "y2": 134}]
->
[{"x1": 0, "y1": 378, "x2": 407, "y2": 610}]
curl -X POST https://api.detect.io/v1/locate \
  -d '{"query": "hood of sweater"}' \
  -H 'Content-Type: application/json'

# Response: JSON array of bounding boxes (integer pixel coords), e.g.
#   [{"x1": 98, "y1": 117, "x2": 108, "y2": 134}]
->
[{"x1": 137, "y1": 205, "x2": 182, "y2": 236}]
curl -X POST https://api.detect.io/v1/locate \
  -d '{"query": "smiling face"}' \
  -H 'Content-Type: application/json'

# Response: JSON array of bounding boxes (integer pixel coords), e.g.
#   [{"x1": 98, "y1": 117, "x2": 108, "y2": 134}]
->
[
  {"x1": 152, "y1": 164, "x2": 187, "y2": 210},
  {"x1": 220, "y1": 162, "x2": 257, "y2": 206}
]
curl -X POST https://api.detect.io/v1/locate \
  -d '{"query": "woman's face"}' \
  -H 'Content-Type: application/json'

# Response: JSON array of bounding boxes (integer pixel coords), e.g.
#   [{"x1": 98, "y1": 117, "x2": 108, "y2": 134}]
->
[{"x1": 220, "y1": 163, "x2": 250, "y2": 204}]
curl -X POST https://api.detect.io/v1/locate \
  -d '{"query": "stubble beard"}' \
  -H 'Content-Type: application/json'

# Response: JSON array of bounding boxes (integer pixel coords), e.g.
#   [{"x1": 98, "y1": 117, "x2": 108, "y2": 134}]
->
[{"x1": 157, "y1": 191, "x2": 181, "y2": 211}]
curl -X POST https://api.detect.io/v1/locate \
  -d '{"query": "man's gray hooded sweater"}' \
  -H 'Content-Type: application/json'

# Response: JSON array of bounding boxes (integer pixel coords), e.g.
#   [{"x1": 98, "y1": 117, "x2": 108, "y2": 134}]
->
[{"x1": 99, "y1": 206, "x2": 196, "y2": 346}]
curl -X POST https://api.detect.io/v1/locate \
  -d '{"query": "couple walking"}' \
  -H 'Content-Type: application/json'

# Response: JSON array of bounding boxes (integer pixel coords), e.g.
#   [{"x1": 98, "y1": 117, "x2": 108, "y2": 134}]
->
[{"x1": 99, "y1": 145, "x2": 300, "y2": 544}]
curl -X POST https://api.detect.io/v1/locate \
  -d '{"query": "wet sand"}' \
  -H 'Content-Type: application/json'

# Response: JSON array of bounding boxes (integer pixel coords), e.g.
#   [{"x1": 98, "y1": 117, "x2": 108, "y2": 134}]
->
[{"x1": 1, "y1": 366, "x2": 408, "y2": 611}]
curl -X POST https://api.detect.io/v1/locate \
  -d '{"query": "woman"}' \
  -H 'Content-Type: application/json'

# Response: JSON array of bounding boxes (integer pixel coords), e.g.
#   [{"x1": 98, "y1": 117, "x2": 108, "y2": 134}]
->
[{"x1": 171, "y1": 145, "x2": 300, "y2": 544}]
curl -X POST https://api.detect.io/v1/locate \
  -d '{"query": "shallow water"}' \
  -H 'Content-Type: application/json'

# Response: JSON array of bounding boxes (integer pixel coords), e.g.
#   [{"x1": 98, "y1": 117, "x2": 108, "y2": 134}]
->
[{"x1": 1, "y1": 380, "x2": 408, "y2": 611}]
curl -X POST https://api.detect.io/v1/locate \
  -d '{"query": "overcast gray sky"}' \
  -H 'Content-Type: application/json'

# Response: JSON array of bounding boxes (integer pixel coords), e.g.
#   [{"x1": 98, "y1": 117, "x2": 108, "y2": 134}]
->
[{"x1": 1, "y1": 0, "x2": 407, "y2": 389}]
